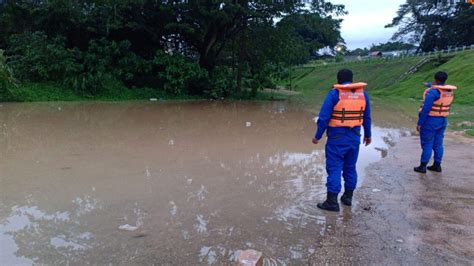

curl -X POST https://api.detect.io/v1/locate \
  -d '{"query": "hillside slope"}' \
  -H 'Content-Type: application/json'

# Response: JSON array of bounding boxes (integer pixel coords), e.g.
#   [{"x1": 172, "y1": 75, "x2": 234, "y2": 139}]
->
[
  {"x1": 288, "y1": 57, "x2": 421, "y2": 105},
  {"x1": 373, "y1": 51, "x2": 474, "y2": 105},
  {"x1": 290, "y1": 51, "x2": 474, "y2": 135}
]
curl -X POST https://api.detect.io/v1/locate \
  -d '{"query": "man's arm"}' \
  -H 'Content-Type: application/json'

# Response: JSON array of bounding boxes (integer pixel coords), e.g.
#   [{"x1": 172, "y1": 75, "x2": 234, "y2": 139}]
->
[
  {"x1": 418, "y1": 89, "x2": 439, "y2": 127},
  {"x1": 314, "y1": 90, "x2": 338, "y2": 140},
  {"x1": 363, "y1": 91, "x2": 372, "y2": 139}
]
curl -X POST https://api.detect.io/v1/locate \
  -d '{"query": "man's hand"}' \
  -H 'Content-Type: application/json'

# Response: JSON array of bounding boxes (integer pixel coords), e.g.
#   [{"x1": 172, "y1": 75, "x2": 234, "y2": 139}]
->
[
  {"x1": 312, "y1": 138, "x2": 319, "y2": 145},
  {"x1": 363, "y1": 137, "x2": 372, "y2": 146},
  {"x1": 416, "y1": 125, "x2": 421, "y2": 132}
]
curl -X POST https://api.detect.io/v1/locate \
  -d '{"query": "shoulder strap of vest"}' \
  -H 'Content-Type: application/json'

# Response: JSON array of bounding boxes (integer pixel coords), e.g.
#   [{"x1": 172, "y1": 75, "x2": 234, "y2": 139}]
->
[
  {"x1": 333, "y1": 82, "x2": 367, "y2": 90},
  {"x1": 432, "y1": 84, "x2": 457, "y2": 90}
]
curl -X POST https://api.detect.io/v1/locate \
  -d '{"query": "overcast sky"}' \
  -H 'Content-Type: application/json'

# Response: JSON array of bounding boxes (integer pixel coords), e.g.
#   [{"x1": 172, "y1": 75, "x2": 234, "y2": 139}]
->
[{"x1": 331, "y1": 0, "x2": 406, "y2": 50}]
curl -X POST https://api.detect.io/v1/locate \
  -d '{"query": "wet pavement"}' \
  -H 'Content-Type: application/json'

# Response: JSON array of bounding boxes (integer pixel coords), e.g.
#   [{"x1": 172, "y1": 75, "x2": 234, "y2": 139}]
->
[{"x1": 1, "y1": 101, "x2": 411, "y2": 264}]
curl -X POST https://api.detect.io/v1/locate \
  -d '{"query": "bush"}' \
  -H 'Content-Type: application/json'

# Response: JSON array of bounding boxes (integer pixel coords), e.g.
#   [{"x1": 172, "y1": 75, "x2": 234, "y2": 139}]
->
[
  {"x1": 205, "y1": 67, "x2": 236, "y2": 98},
  {"x1": 0, "y1": 50, "x2": 17, "y2": 101},
  {"x1": 7, "y1": 32, "x2": 81, "y2": 82},
  {"x1": 65, "y1": 38, "x2": 146, "y2": 95},
  {"x1": 153, "y1": 50, "x2": 207, "y2": 95}
]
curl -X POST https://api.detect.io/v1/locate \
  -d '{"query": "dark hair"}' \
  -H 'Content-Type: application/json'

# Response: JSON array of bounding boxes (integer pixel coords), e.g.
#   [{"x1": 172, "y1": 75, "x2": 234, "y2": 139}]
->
[
  {"x1": 337, "y1": 69, "x2": 353, "y2": 84},
  {"x1": 434, "y1": 71, "x2": 448, "y2": 84}
]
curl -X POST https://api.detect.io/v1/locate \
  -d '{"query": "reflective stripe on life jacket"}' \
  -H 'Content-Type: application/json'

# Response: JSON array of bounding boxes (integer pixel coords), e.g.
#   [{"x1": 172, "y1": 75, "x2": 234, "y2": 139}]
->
[
  {"x1": 419, "y1": 84, "x2": 456, "y2": 117},
  {"x1": 329, "y1": 82, "x2": 367, "y2": 128}
]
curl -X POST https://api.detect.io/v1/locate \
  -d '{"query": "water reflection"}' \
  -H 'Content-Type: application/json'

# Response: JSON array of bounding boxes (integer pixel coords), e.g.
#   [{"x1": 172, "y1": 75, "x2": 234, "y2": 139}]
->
[
  {"x1": 0, "y1": 101, "x2": 410, "y2": 264},
  {"x1": 0, "y1": 199, "x2": 97, "y2": 265}
]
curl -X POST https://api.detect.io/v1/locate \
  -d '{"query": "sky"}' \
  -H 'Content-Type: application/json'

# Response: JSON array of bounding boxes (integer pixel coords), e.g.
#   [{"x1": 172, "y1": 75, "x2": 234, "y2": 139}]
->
[{"x1": 331, "y1": 0, "x2": 406, "y2": 50}]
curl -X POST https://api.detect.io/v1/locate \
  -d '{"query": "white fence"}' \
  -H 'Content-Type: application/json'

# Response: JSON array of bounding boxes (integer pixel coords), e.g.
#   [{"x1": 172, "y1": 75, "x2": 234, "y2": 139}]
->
[{"x1": 330, "y1": 44, "x2": 474, "y2": 66}]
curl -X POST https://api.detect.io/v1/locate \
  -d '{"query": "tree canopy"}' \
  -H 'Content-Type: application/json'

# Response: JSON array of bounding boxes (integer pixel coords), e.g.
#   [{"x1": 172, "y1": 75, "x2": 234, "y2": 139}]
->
[
  {"x1": 0, "y1": 0, "x2": 345, "y2": 98},
  {"x1": 386, "y1": 0, "x2": 474, "y2": 52}
]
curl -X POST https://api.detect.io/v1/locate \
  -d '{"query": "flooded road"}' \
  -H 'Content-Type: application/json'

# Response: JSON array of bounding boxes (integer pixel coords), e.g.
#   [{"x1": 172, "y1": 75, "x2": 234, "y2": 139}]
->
[{"x1": 0, "y1": 101, "x2": 410, "y2": 264}]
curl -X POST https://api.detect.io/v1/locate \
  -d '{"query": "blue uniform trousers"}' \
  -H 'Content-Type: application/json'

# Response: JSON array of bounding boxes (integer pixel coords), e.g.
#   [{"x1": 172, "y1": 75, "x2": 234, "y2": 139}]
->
[
  {"x1": 324, "y1": 127, "x2": 361, "y2": 194},
  {"x1": 420, "y1": 122, "x2": 446, "y2": 164}
]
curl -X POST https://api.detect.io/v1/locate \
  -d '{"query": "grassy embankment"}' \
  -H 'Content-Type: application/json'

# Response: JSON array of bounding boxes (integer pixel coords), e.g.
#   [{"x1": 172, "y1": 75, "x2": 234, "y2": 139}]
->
[
  {"x1": 6, "y1": 82, "x2": 288, "y2": 102},
  {"x1": 287, "y1": 51, "x2": 474, "y2": 136}
]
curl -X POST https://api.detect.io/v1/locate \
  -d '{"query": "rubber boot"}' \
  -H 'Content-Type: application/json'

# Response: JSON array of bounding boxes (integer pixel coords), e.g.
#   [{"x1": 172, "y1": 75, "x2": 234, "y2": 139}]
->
[
  {"x1": 341, "y1": 190, "x2": 354, "y2": 206},
  {"x1": 427, "y1": 162, "x2": 442, "y2": 172},
  {"x1": 317, "y1": 192, "x2": 340, "y2": 212},
  {"x1": 414, "y1": 162, "x2": 427, "y2": 173}
]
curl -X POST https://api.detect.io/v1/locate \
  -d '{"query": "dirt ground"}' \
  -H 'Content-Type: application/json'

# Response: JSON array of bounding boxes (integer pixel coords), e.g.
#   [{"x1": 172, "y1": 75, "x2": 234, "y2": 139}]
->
[{"x1": 308, "y1": 136, "x2": 474, "y2": 265}]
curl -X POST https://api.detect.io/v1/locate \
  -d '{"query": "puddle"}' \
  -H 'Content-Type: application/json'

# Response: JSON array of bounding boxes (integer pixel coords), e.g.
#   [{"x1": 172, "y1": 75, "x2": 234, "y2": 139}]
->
[{"x1": 0, "y1": 101, "x2": 410, "y2": 264}]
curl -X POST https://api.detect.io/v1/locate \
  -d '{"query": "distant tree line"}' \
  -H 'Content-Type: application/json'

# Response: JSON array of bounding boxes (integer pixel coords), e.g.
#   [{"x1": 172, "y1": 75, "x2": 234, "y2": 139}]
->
[
  {"x1": 0, "y1": 0, "x2": 345, "y2": 99},
  {"x1": 346, "y1": 41, "x2": 416, "y2": 56}
]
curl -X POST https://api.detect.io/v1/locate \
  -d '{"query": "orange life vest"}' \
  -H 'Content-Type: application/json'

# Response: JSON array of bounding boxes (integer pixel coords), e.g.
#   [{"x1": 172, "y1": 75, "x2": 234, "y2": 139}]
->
[
  {"x1": 419, "y1": 84, "x2": 456, "y2": 117},
  {"x1": 329, "y1": 82, "x2": 367, "y2": 128}
]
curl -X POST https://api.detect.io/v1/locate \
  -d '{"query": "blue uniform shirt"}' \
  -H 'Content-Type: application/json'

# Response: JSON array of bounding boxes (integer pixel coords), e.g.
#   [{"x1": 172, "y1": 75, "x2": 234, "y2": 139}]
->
[
  {"x1": 315, "y1": 86, "x2": 372, "y2": 144},
  {"x1": 418, "y1": 88, "x2": 448, "y2": 129}
]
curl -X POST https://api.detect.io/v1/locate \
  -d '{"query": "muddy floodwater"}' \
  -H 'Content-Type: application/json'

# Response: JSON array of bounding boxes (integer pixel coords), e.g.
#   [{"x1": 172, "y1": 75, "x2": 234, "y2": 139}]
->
[{"x1": 0, "y1": 101, "x2": 410, "y2": 264}]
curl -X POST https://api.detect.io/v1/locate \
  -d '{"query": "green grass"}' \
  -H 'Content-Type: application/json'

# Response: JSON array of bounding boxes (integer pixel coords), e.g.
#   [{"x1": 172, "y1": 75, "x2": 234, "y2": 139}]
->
[
  {"x1": 3, "y1": 81, "x2": 289, "y2": 103},
  {"x1": 374, "y1": 51, "x2": 474, "y2": 105},
  {"x1": 286, "y1": 57, "x2": 421, "y2": 106},
  {"x1": 289, "y1": 51, "x2": 474, "y2": 136},
  {"x1": 5, "y1": 82, "x2": 201, "y2": 102}
]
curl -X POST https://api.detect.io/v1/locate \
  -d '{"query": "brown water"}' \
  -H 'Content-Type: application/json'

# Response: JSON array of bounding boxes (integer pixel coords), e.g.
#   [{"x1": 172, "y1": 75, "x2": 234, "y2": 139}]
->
[{"x1": 0, "y1": 101, "x2": 410, "y2": 265}]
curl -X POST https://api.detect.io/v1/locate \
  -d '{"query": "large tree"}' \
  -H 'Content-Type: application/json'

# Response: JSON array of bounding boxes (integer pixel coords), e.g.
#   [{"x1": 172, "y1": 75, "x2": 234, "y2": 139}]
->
[
  {"x1": 0, "y1": 0, "x2": 346, "y2": 97},
  {"x1": 386, "y1": 0, "x2": 474, "y2": 51}
]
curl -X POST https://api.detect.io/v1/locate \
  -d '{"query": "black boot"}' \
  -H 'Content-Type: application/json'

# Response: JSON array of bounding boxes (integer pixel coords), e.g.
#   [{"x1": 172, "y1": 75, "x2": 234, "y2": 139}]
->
[
  {"x1": 414, "y1": 162, "x2": 427, "y2": 173},
  {"x1": 427, "y1": 162, "x2": 442, "y2": 172},
  {"x1": 341, "y1": 190, "x2": 354, "y2": 206},
  {"x1": 317, "y1": 192, "x2": 340, "y2": 212}
]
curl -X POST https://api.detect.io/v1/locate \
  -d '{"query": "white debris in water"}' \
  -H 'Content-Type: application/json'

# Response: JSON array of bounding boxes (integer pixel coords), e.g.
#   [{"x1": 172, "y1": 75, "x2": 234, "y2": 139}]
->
[
  {"x1": 186, "y1": 178, "x2": 193, "y2": 185},
  {"x1": 181, "y1": 230, "x2": 190, "y2": 240},
  {"x1": 199, "y1": 246, "x2": 217, "y2": 264},
  {"x1": 118, "y1": 224, "x2": 139, "y2": 231},
  {"x1": 57, "y1": 107, "x2": 62, "y2": 111},
  {"x1": 149, "y1": 98, "x2": 158, "y2": 101},
  {"x1": 92, "y1": 187, "x2": 96, "y2": 191},
  {"x1": 396, "y1": 238, "x2": 404, "y2": 243},
  {"x1": 372, "y1": 188, "x2": 381, "y2": 192},
  {"x1": 246, "y1": 122, "x2": 252, "y2": 127},
  {"x1": 168, "y1": 139, "x2": 175, "y2": 145},
  {"x1": 144, "y1": 168, "x2": 151, "y2": 178},
  {"x1": 72, "y1": 196, "x2": 100, "y2": 215},
  {"x1": 195, "y1": 185, "x2": 208, "y2": 201},
  {"x1": 194, "y1": 215, "x2": 208, "y2": 234},
  {"x1": 169, "y1": 201, "x2": 177, "y2": 216}
]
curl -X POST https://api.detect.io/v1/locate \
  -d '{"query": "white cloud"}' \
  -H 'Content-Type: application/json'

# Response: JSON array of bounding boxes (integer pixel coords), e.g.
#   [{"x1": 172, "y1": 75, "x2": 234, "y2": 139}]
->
[{"x1": 332, "y1": 0, "x2": 406, "y2": 49}]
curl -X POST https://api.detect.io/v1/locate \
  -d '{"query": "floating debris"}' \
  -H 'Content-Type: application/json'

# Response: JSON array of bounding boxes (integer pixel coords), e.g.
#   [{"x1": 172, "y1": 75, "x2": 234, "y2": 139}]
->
[
  {"x1": 118, "y1": 224, "x2": 139, "y2": 231},
  {"x1": 246, "y1": 122, "x2": 252, "y2": 127},
  {"x1": 236, "y1": 249, "x2": 263, "y2": 266},
  {"x1": 149, "y1": 98, "x2": 158, "y2": 101},
  {"x1": 372, "y1": 188, "x2": 381, "y2": 192}
]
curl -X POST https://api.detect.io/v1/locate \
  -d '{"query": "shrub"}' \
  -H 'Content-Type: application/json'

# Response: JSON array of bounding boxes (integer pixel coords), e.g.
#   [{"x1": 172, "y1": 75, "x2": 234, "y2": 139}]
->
[
  {"x1": 7, "y1": 32, "x2": 81, "y2": 82},
  {"x1": 66, "y1": 38, "x2": 145, "y2": 95},
  {"x1": 153, "y1": 50, "x2": 207, "y2": 95},
  {"x1": 0, "y1": 50, "x2": 17, "y2": 101}
]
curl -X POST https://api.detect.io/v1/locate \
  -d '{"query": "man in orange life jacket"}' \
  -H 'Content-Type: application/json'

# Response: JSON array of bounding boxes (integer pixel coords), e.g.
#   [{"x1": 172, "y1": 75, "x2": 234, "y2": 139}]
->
[
  {"x1": 414, "y1": 71, "x2": 456, "y2": 173},
  {"x1": 312, "y1": 69, "x2": 372, "y2": 212}
]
